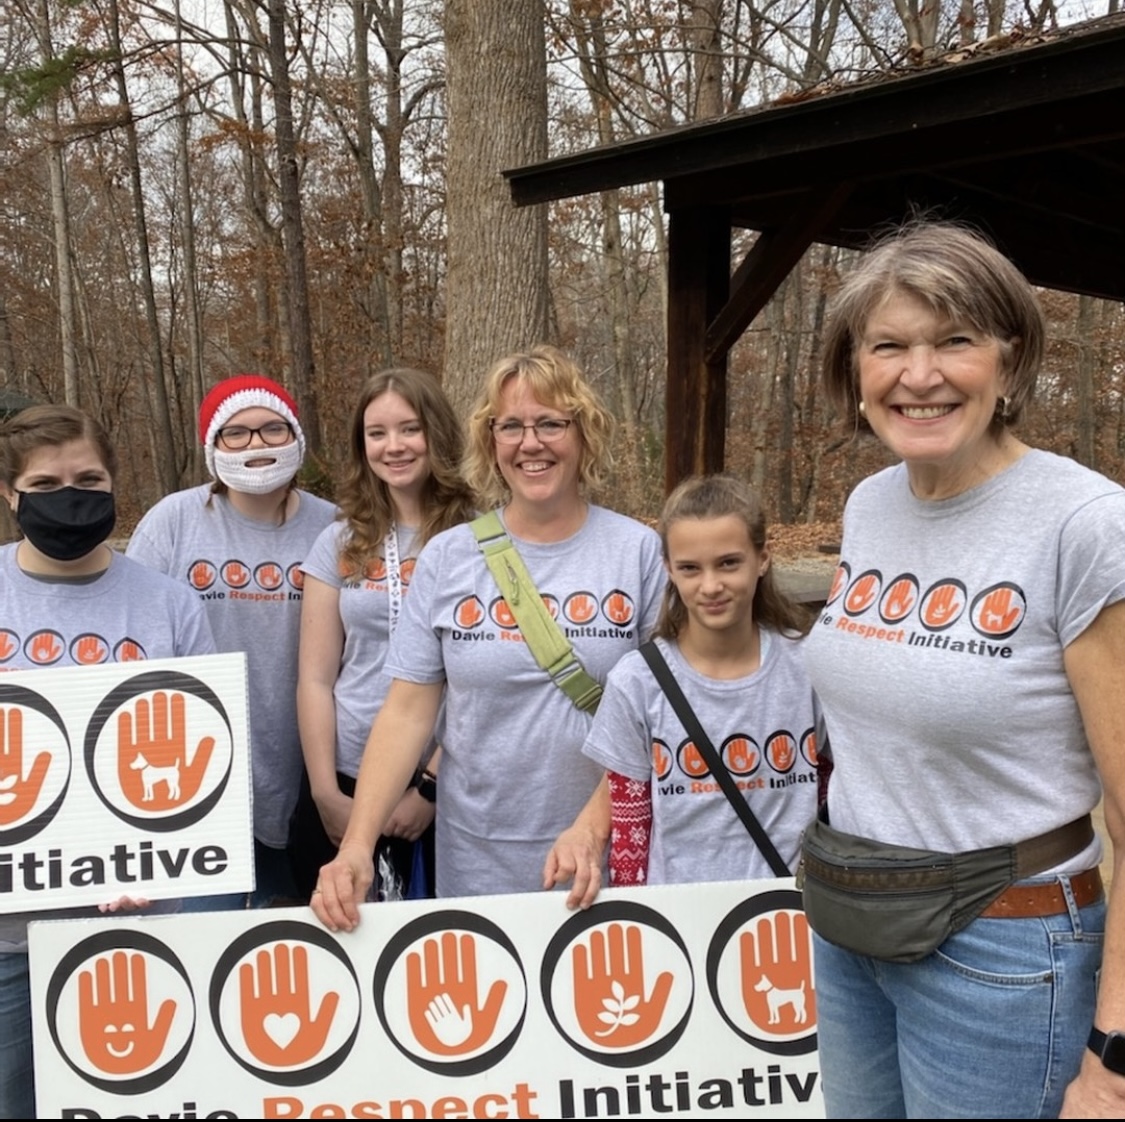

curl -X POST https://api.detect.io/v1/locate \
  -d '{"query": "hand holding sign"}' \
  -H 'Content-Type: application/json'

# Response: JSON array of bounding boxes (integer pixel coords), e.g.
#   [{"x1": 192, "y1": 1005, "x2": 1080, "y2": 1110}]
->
[
  {"x1": 406, "y1": 933, "x2": 507, "y2": 1055},
  {"x1": 0, "y1": 707, "x2": 50, "y2": 824},
  {"x1": 78, "y1": 952, "x2": 176, "y2": 1074},
  {"x1": 573, "y1": 923, "x2": 673, "y2": 1047},
  {"x1": 239, "y1": 944, "x2": 339, "y2": 1066}
]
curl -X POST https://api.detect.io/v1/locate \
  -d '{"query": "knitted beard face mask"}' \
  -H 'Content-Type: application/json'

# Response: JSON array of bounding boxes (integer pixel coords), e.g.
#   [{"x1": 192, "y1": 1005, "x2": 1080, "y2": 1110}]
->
[{"x1": 212, "y1": 441, "x2": 302, "y2": 494}]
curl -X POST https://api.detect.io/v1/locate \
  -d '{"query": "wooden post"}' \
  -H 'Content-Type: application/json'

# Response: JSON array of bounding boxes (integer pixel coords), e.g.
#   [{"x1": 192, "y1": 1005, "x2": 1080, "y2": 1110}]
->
[{"x1": 666, "y1": 206, "x2": 730, "y2": 493}]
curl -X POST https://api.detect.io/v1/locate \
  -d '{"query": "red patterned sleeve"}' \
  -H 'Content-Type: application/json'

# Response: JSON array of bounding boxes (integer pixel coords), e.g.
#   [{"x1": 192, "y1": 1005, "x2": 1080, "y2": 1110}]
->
[{"x1": 608, "y1": 770, "x2": 652, "y2": 886}]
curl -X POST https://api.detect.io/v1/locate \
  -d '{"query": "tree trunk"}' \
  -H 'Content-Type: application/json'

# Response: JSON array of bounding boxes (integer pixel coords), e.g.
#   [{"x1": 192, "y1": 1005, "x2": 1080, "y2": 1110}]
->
[
  {"x1": 443, "y1": 0, "x2": 549, "y2": 409},
  {"x1": 266, "y1": 0, "x2": 321, "y2": 453}
]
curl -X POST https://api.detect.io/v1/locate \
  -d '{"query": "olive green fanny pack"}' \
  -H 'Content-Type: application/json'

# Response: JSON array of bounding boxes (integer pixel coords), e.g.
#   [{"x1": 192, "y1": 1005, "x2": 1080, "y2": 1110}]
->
[{"x1": 798, "y1": 809, "x2": 1094, "y2": 964}]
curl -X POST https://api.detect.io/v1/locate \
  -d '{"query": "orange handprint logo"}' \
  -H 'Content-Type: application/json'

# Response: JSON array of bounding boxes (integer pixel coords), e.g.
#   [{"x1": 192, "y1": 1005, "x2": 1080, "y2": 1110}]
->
[
  {"x1": 364, "y1": 558, "x2": 387, "y2": 583},
  {"x1": 678, "y1": 740, "x2": 710, "y2": 779},
  {"x1": 287, "y1": 563, "x2": 305, "y2": 591},
  {"x1": 454, "y1": 597, "x2": 485, "y2": 629},
  {"x1": 724, "y1": 736, "x2": 759, "y2": 776},
  {"x1": 189, "y1": 561, "x2": 216, "y2": 591},
  {"x1": 0, "y1": 708, "x2": 51, "y2": 825},
  {"x1": 0, "y1": 630, "x2": 17, "y2": 662},
  {"x1": 27, "y1": 630, "x2": 63, "y2": 665},
  {"x1": 78, "y1": 952, "x2": 176, "y2": 1074},
  {"x1": 239, "y1": 944, "x2": 340, "y2": 1067},
  {"x1": 880, "y1": 576, "x2": 917, "y2": 622},
  {"x1": 603, "y1": 590, "x2": 635, "y2": 626},
  {"x1": 541, "y1": 594, "x2": 559, "y2": 619},
  {"x1": 739, "y1": 910, "x2": 815, "y2": 1036},
  {"x1": 256, "y1": 562, "x2": 283, "y2": 591},
  {"x1": 651, "y1": 739, "x2": 673, "y2": 781},
  {"x1": 573, "y1": 924, "x2": 673, "y2": 1048},
  {"x1": 114, "y1": 638, "x2": 145, "y2": 662},
  {"x1": 222, "y1": 561, "x2": 250, "y2": 589},
  {"x1": 921, "y1": 581, "x2": 965, "y2": 629},
  {"x1": 973, "y1": 583, "x2": 1025, "y2": 638},
  {"x1": 406, "y1": 933, "x2": 508, "y2": 1056},
  {"x1": 564, "y1": 592, "x2": 597, "y2": 625},
  {"x1": 826, "y1": 564, "x2": 848, "y2": 606},
  {"x1": 116, "y1": 692, "x2": 215, "y2": 810},
  {"x1": 73, "y1": 634, "x2": 109, "y2": 665},
  {"x1": 844, "y1": 572, "x2": 879, "y2": 615},
  {"x1": 400, "y1": 559, "x2": 416, "y2": 587},
  {"x1": 766, "y1": 732, "x2": 797, "y2": 773},
  {"x1": 490, "y1": 598, "x2": 517, "y2": 630}
]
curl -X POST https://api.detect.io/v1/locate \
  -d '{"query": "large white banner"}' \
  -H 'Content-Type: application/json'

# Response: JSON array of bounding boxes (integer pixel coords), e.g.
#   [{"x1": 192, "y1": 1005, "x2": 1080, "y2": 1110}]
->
[
  {"x1": 0, "y1": 654, "x2": 253, "y2": 909},
  {"x1": 29, "y1": 880, "x2": 824, "y2": 1119}
]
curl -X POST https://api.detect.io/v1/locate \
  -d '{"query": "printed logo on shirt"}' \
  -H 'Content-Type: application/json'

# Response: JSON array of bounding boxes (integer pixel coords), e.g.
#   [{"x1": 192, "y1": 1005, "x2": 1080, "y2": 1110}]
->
[
  {"x1": 287, "y1": 563, "x2": 305, "y2": 591},
  {"x1": 373, "y1": 911, "x2": 528, "y2": 1076},
  {"x1": 541, "y1": 593, "x2": 560, "y2": 620},
  {"x1": 970, "y1": 582, "x2": 1026, "y2": 639},
  {"x1": 842, "y1": 570, "x2": 880, "y2": 617},
  {"x1": 71, "y1": 634, "x2": 111, "y2": 665},
  {"x1": 563, "y1": 592, "x2": 599, "y2": 626},
  {"x1": 25, "y1": 629, "x2": 65, "y2": 666},
  {"x1": 816, "y1": 562, "x2": 1027, "y2": 659},
  {"x1": 879, "y1": 574, "x2": 918, "y2": 623},
  {"x1": 489, "y1": 597, "x2": 518, "y2": 630},
  {"x1": 676, "y1": 738, "x2": 710, "y2": 779},
  {"x1": 765, "y1": 732, "x2": 798, "y2": 774},
  {"x1": 0, "y1": 629, "x2": 18, "y2": 664},
  {"x1": 601, "y1": 590, "x2": 636, "y2": 627},
  {"x1": 0, "y1": 683, "x2": 71, "y2": 845},
  {"x1": 255, "y1": 562, "x2": 285, "y2": 591},
  {"x1": 114, "y1": 638, "x2": 147, "y2": 662},
  {"x1": 541, "y1": 902, "x2": 694, "y2": 1068},
  {"x1": 800, "y1": 728, "x2": 819, "y2": 769},
  {"x1": 211, "y1": 921, "x2": 361, "y2": 1084},
  {"x1": 221, "y1": 561, "x2": 252, "y2": 590},
  {"x1": 722, "y1": 735, "x2": 761, "y2": 777},
  {"x1": 45, "y1": 930, "x2": 195, "y2": 1094},
  {"x1": 188, "y1": 560, "x2": 217, "y2": 591},
  {"x1": 825, "y1": 563, "x2": 849, "y2": 608},
  {"x1": 364, "y1": 558, "x2": 387, "y2": 583},
  {"x1": 706, "y1": 889, "x2": 817, "y2": 1056},
  {"x1": 453, "y1": 596, "x2": 486, "y2": 630},
  {"x1": 652, "y1": 738, "x2": 673, "y2": 782}
]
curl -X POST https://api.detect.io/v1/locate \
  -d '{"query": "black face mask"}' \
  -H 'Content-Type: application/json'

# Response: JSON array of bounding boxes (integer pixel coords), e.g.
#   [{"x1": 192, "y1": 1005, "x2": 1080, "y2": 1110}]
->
[{"x1": 16, "y1": 487, "x2": 116, "y2": 561}]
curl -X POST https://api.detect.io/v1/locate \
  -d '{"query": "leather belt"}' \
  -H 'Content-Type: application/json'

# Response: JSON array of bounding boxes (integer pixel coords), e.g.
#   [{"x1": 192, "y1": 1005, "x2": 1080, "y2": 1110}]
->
[{"x1": 980, "y1": 867, "x2": 1103, "y2": 919}]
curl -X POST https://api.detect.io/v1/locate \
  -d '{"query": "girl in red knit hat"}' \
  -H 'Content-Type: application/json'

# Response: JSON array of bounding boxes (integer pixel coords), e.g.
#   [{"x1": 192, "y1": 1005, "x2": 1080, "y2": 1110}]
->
[{"x1": 127, "y1": 374, "x2": 336, "y2": 909}]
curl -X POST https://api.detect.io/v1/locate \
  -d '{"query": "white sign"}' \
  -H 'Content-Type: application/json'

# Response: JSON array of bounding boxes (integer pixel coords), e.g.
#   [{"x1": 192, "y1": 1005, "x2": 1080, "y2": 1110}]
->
[
  {"x1": 29, "y1": 880, "x2": 824, "y2": 1119},
  {"x1": 0, "y1": 654, "x2": 253, "y2": 909}
]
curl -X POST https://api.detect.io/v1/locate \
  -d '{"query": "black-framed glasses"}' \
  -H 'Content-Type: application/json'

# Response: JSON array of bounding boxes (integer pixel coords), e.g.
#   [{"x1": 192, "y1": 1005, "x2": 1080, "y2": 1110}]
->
[
  {"x1": 216, "y1": 421, "x2": 293, "y2": 449},
  {"x1": 489, "y1": 418, "x2": 573, "y2": 445}
]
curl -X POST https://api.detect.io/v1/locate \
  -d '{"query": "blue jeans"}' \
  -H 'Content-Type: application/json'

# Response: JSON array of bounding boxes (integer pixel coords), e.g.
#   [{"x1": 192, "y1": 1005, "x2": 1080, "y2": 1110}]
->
[
  {"x1": 813, "y1": 876, "x2": 1105, "y2": 1119},
  {"x1": 0, "y1": 951, "x2": 34, "y2": 1119},
  {"x1": 181, "y1": 839, "x2": 298, "y2": 912}
]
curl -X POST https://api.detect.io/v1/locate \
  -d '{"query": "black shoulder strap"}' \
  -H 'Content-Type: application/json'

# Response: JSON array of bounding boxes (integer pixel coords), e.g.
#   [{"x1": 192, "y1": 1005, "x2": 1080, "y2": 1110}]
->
[{"x1": 638, "y1": 640, "x2": 790, "y2": 877}]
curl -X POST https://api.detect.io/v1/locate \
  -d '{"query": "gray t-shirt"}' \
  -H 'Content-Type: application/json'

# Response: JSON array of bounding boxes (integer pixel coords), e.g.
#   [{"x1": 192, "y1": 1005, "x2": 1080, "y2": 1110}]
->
[
  {"x1": 126, "y1": 485, "x2": 337, "y2": 846},
  {"x1": 300, "y1": 520, "x2": 423, "y2": 777},
  {"x1": 802, "y1": 449, "x2": 1125, "y2": 868},
  {"x1": 0, "y1": 545, "x2": 216, "y2": 949},
  {"x1": 583, "y1": 632, "x2": 820, "y2": 883},
  {"x1": 385, "y1": 505, "x2": 666, "y2": 897}
]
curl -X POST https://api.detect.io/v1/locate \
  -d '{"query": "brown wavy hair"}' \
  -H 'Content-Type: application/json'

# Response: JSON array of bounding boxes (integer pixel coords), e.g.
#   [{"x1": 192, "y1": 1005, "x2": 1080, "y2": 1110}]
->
[
  {"x1": 336, "y1": 368, "x2": 476, "y2": 579},
  {"x1": 655, "y1": 474, "x2": 810, "y2": 640},
  {"x1": 463, "y1": 345, "x2": 615, "y2": 509}
]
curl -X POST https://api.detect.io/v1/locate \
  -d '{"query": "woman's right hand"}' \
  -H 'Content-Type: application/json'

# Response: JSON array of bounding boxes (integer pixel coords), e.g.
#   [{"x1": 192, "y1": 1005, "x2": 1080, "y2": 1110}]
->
[
  {"x1": 313, "y1": 786, "x2": 354, "y2": 847},
  {"x1": 311, "y1": 843, "x2": 373, "y2": 932}
]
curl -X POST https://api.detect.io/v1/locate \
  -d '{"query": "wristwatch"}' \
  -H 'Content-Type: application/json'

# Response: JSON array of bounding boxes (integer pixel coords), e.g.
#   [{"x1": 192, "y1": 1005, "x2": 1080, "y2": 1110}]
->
[
  {"x1": 1087, "y1": 1027, "x2": 1125, "y2": 1075},
  {"x1": 408, "y1": 767, "x2": 437, "y2": 803}
]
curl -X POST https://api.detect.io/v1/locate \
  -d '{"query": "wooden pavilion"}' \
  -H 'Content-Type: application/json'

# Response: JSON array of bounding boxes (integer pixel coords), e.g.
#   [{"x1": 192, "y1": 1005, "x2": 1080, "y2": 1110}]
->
[{"x1": 504, "y1": 15, "x2": 1125, "y2": 489}]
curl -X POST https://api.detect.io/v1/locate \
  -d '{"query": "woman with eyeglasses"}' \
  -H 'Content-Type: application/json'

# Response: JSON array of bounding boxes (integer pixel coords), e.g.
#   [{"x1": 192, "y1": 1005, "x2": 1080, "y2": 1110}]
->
[
  {"x1": 127, "y1": 375, "x2": 336, "y2": 909},
  {"x1": 292, "y1": 368, "x2": 476, "y2": 902},
  {"x1": 311, "y1": 345, "x2": 666, "y2": 929},
  {"x1": 0, "y1": 404, "x2": 216, "y2": 1118}
]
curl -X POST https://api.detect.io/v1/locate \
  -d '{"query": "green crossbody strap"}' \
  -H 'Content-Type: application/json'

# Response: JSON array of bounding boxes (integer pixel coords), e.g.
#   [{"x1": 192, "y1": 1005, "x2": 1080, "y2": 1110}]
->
[{"x1": 470, "y1": 511, "x2": 603, "y2": 714}]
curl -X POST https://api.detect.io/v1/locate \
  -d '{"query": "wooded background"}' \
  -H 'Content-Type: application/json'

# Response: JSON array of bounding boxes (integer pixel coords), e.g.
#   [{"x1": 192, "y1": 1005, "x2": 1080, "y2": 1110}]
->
[{"x1": 1, "y1": 0, "x2": 1122, "y2": 533}]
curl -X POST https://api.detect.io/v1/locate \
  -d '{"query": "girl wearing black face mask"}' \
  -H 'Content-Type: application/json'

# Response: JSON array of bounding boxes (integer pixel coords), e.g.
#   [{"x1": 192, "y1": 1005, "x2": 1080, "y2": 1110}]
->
[{"x1": 0, "y1": 404, "x2": 217, "y2": 1120}]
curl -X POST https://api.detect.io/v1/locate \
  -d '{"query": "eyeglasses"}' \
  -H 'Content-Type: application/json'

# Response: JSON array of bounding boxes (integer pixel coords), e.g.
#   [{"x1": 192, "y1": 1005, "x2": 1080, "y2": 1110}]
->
[
  {"x1": 489, "y1": 418, "x2": 573, "y2": 445},
  {"x1": 216, "y1": 422, "x2": 293, "y2": 450}
]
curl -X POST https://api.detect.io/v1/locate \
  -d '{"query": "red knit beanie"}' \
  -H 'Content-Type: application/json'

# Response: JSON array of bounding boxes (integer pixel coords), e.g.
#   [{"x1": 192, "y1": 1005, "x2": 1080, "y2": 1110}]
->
[{"x1": 198, "y1": 374, "x2": 305, "y2": 477}]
